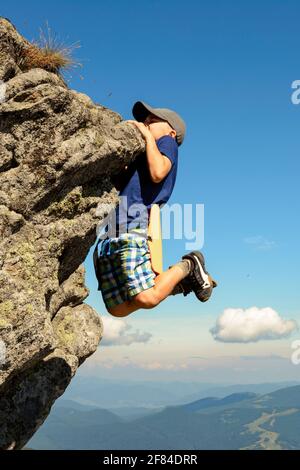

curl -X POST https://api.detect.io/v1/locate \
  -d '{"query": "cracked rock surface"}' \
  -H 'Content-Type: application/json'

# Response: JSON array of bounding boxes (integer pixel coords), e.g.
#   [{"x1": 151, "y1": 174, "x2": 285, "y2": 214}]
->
[{"x1": 0, "y1": 17, "x2": 144, "y2": 449}]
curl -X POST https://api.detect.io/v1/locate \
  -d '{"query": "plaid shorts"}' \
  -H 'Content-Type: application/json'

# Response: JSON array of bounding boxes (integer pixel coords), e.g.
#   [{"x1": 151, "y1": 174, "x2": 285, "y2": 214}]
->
[{"x1": 95, "y1": 229, "x2": 156, "y2": 309}]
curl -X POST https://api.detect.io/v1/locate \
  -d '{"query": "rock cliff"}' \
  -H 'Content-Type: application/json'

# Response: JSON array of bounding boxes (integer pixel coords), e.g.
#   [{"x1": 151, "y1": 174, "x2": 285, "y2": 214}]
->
[{"x1": 0, "y1": 17, "x2": 144, "y2": 449}]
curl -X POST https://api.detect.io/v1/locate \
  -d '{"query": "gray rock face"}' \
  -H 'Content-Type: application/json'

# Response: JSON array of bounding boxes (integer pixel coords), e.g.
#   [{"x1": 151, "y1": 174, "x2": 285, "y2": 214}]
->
[{"x1": 0, "y1": 17, "x2": 144, "y2": 449}]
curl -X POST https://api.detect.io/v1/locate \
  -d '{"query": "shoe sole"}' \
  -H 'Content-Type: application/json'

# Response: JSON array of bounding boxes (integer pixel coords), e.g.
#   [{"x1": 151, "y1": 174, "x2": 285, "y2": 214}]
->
[
  {"x1": 183, "y1": 251, "x2": 214, "y2": 302},
  {"x1": 191, "y1": 251, "x2": 212, "y2": 289}
]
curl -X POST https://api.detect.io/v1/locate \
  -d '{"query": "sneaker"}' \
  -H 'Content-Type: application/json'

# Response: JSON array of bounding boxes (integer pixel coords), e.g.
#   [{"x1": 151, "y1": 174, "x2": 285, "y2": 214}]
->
[
  {"x1": 173, "y1": 275, "x2": 194, "y2": 297},
  {"x1": 182, "y1": 251, "x2": 217, "y2": 302}
]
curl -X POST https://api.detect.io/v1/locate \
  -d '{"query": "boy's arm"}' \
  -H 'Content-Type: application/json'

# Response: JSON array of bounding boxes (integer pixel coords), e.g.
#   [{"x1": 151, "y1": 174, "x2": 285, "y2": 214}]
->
[
  {"x1": 126, "y1": 120, "x2": 172, "y2": 184},
  {"x1": 144, "y1": 134, "x2": 172, "y2": 184}
]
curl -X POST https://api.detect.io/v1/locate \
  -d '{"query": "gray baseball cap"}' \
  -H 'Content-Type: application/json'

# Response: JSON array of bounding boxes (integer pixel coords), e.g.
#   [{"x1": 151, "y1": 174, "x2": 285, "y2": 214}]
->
[{"x1": 132, "y1": 100, "x2": 186, "y2": 146}]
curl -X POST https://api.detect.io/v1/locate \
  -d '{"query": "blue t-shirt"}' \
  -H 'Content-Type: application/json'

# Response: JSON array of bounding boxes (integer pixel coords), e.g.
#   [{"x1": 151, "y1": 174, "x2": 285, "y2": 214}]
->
[{"x1": 114, "y1": 135, "x2": 178, "y2": 232}]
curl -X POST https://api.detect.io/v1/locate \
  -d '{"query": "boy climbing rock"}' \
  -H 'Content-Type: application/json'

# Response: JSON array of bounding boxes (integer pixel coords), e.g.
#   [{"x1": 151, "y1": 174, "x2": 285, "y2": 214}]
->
[{"x1": 93, "y1": 100, "x2": 217, "y2": 317}]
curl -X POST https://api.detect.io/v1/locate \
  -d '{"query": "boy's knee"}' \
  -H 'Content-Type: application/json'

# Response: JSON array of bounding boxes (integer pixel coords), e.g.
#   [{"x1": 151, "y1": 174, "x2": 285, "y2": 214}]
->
[
  {"x1": 107, "y1": 302, "x2": 131, "y2": 317},
  {"x1": 132, "y1": 289, "x2": 159, "y2": 309}
]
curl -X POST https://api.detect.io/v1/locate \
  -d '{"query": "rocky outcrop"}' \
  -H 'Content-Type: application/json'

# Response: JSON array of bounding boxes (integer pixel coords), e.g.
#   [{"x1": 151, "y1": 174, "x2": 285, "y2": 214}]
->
[{"x1": 0, "y1": 17, "x2": 145, "y2": 449}]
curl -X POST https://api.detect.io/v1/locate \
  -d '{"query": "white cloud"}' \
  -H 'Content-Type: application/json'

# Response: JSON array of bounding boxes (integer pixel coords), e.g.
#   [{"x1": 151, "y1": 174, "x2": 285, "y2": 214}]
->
[
  {"x1": 141, "y1": 361, "x2": 188, "y2": 370},
  {"x1": 244, "y1": 235, "x2": 277, "y2": 250},
  {"x1": 101, "y1": 315, "x2": 152, "y2": 346},
  {"x1": 210, "y1": 307, "x2": 298, "y2": 343}
]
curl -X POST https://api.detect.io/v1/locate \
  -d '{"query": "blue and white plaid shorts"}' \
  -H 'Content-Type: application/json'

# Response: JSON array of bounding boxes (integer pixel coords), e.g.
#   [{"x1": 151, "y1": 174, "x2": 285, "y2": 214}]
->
[{"x1": 94, "y1": 229, "x2": 157, "y2": 309}]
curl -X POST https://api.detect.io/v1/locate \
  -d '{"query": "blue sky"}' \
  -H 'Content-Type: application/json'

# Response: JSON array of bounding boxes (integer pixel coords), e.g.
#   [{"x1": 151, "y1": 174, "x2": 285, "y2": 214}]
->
[{"x1": 5, "y1": 0, "x2": 300, "y2": 383}]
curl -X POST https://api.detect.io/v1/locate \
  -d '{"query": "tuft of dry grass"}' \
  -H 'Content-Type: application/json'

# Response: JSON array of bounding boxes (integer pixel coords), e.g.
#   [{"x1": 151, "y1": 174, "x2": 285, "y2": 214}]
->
[{"x1": 17, "y1": 21, "x2": 82, "y2": 76}]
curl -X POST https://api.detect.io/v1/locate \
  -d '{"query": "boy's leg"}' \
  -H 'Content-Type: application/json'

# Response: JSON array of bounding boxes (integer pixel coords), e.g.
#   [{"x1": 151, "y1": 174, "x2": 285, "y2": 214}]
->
[{"x1": 107, "y1": 260, "x2": 192, "y2": 317}]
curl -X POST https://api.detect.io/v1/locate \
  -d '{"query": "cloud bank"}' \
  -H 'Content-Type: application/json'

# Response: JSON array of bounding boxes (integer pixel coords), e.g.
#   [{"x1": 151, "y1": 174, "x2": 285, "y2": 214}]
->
[
  {"x1": 243, "y1": 235, "x2": 277, "y2": 250},
  {"x1": 210, "y1": 307, "x2": 298, "y2": 343},
  {"x1": 101, "y1": 315, "x2": 152, "y2": 346}
]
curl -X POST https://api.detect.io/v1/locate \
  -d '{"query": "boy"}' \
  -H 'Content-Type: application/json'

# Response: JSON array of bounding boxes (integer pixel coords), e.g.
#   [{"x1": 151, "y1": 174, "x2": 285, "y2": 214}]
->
[{"x1": 93, "y1": 100, "x2": 217, "y2": 317}]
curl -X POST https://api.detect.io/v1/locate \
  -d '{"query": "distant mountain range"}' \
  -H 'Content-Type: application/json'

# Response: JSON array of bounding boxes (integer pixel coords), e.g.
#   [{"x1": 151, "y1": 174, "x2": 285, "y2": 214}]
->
[
  {"x1": 178, "y1": 392, "x2": 257, "y2": 412},
  {"x1": 59, "y1": 375, "x2": 300, "y2": 408},
  {"x1": 28, "y1": 384, "x2": 300, "y2": 450}
]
